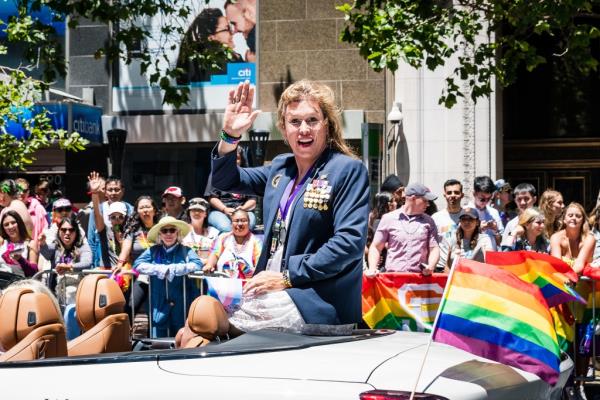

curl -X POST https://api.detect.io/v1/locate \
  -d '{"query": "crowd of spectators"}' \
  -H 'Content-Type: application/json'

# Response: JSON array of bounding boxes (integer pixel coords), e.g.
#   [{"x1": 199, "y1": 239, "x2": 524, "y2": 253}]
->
[
  {"x1": 364, "y1": 173, "x2": 600, "y2": 400},
  {"x1": 2, "y1": 170, "x2": 600, "y2": 376},
  {"x1": 365, "y1": 174, "x2": 600, "y2": 274},
  {"x1": 0, "y1": 171, "x2": 264, "y2": 337}
]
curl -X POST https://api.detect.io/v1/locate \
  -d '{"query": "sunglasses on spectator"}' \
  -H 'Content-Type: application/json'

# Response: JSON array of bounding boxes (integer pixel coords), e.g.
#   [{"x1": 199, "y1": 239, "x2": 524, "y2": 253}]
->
[
  {"x1": 55, "y1": 207, "x2": 72, "y2": 212},
  {"x1": 60, "y1": 228, "x2": 75, "y2": 233},
  {"x1": 475, "y1": 194, "x2": 493, "y2": 203},
  {"x1": 160, "y1": 227, "x2": 178, "y2": 234},
  {"x1": 232, "y1": 219, "x2": 249, "y2": 224},
  {"x1": 110, "y1": 214, "x2": 125, "y2": 221}
]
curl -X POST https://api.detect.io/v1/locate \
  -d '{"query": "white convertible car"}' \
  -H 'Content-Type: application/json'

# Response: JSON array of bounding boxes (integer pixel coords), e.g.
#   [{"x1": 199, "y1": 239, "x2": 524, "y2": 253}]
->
[
  {"x1": 0, "y1": 273, "x2": 573, "y2": 399},
  {"x1": 0, "y1": 330, "x2": 573, "y2": 399}
]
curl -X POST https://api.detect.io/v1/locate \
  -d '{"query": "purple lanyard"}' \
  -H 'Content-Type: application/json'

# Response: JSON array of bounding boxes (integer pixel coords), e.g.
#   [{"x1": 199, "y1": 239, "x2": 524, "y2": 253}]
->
[{"x1": 278, "y1": 166, "x2": 314, "y2": 221}]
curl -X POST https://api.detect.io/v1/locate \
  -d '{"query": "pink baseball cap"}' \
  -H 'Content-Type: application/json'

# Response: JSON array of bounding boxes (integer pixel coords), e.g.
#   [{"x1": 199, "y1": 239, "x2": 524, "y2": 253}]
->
[{"x1": 162, "y1": 186, "x2": 183, "y2": 198}]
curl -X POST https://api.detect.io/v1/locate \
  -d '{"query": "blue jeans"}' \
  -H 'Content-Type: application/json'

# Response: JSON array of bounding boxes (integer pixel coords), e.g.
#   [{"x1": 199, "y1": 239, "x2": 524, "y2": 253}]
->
[{"x1": 208, "y1": 210, "x2": 256, "y2": 232}]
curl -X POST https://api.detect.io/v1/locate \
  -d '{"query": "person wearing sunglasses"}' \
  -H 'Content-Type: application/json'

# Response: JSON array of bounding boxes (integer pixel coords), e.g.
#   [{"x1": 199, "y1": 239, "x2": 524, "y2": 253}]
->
[
  {"x1": 43, "y1": 198, "x2": 86, "y2": 247},
  {"x1": 39, "y1": 216, "x2": 92, "y2": 297},
  {"x1": 176, "y1": 7, "x2": 243, "y2": 85},
  {"x1": 133, "y1": 216, "x2": 202, "y2": 337},
  {"x1": 194, "y1": 80, "x2": 368, "y2": 338},
  {"x1": 470, "y1": 175, "x2": 504, "y2": 250}
]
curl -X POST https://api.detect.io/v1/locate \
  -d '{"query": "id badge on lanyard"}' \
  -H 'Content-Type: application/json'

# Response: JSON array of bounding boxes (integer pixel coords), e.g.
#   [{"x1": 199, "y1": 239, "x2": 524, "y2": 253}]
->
[{"x1": 270, "y1": 210, "x2": 287, "y2": 255}]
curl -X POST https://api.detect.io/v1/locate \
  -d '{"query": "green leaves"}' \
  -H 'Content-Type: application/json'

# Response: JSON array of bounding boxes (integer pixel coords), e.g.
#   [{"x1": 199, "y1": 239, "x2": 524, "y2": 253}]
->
[
  {"x1": 2, "y1": 0, "x2": 217, "y2": 107},
  {"x1": 339, "y1": 0, "x2": 600, "y2": 108},
  {"x1": 0, "y1": 69, "x2": 89, "y2": 170}
]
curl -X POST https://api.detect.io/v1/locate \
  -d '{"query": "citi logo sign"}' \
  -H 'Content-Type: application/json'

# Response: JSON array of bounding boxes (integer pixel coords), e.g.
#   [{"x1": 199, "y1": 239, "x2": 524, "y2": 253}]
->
[
  {"x1": 73, "y1": 117, "x2": 100, "y2": 136},
  {"x1": 237, "y1": 68, "x2": 252, "y2": 77}
]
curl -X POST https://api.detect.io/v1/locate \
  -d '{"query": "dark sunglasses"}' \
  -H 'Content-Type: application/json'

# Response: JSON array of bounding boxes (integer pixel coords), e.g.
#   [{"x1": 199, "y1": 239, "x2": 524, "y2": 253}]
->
[
  {"x1": 60, "y1": 227, "x2": 75, "y2": 233},
  {"x1": 55, "y1": 207, "x2": 72, "y2": 212},
  {"x1": 160, "y1": 227, "x2": 178, "y2": 234},
  {"x1": 110, "y1": 214, "x2": 125, "y2": 220}
]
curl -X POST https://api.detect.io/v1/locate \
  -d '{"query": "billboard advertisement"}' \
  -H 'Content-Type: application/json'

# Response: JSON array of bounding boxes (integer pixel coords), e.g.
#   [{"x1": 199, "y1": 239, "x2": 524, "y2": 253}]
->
[{"x1": 112, "y1": 0, "x2": 257, "y2": 113}]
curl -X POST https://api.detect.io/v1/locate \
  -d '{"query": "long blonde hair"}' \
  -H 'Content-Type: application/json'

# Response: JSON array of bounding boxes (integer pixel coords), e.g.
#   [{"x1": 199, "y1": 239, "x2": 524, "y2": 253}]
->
[
  {"x1": 539, "y1": 189, "x2": 563, "y2": 238},
  {"x1": 276, "y1": 80, "x2": 356, "y2": 158},
  {"x1": 561, "y1": 202, "x2": 590, "y2": 242}
]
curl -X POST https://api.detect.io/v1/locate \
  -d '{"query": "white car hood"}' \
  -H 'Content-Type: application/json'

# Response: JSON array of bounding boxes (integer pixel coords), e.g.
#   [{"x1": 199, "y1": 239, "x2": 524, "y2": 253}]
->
[
  {"x1": 159, "y1": 331, "x2": 571, "y2": 400},
  {"x1": 158, "y1": 331, "x2": 426, "y2": 382}
]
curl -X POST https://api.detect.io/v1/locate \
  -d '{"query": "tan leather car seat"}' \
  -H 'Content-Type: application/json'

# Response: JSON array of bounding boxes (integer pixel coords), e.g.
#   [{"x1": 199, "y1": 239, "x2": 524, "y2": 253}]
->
[
  {"x1": 67, "y1": 274, "x2": 131, "y2": 356},
  {"x1": 175, "y1": 295, "x2": 230, "y2": 348},
  {"x1": 0, "y1": 288, "x2": 67, "y2": 362}
]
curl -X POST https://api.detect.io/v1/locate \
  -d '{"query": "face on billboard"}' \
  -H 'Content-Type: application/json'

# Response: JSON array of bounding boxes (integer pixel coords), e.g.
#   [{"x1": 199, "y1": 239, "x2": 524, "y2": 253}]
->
[{"x1": 112, "y1": 0, "x2": 257, "y2": 113}]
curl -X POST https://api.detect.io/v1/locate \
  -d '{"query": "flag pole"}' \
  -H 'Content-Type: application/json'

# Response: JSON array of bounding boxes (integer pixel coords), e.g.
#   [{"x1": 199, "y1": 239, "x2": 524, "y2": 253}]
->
[{"x1": 409, "y1": 256, "x2": 461, "y2": 400}]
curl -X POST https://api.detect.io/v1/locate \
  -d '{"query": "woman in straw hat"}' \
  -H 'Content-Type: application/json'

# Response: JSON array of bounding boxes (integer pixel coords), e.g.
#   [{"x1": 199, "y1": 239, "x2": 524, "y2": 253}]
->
[{"x1": 133, "y1": 216, "x2": 203, "y2": 337}]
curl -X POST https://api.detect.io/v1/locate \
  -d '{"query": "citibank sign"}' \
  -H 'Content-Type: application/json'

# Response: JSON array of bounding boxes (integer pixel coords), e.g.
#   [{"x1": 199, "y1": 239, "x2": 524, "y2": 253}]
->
[{"x1": 37, "y1": 102, "x2": 103, "y2": 144}]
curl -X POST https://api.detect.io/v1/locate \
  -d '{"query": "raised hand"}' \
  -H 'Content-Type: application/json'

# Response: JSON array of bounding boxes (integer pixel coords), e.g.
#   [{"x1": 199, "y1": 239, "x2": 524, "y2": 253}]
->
[
  {"x1": 87, "y1": 171, "x2": 103, "y2": 194},
  {"x1": 222, "y1": 80, "x2": 261, "y2": 137}
]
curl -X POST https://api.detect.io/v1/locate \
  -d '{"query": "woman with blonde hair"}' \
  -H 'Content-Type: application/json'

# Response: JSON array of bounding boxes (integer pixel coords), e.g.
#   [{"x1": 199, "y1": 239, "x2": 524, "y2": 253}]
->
[
  {"x1": 539, "y1": 189, "x2": 565, "y2": 239},
  {"x1": 550, "y1": 202, "x2": 596, "y2": 394},
  {"x1": 550, "y1": 202, "x2": 595, "y2": 273},
  {"x1": 202, "y1": 79, "x2": 368, "y2": 337},
  {"x1": 502, "y1": 208, "x2": 549, "y2": 253}
]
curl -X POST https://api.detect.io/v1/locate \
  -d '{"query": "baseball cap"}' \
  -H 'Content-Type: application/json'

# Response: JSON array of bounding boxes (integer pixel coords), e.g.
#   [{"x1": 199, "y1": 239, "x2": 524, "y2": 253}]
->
[
  {"x1": 107, "y1": 201, "x2": 127, "y2": 216},
  {"x1": 188, "y1": 197, "x2": 208, "y2": 211},
  {"x1": 381, "y1": 175, "x2": 404, "y2": 193},
  {"x1": 162, "y1": 186, "x2": 183, "y2": 198},
  {"x1": 53, "y1": 198, "x2": 72, "y2": 209},
  {"x1": 458, "y1": 207, "x2": 479, "y2": 220},
  {"x1": 494, "y1": 179, "x2": 512, "y2": 192},
  {"x1": 404, "y1": 183, "x2": 437, "y2": 201}
]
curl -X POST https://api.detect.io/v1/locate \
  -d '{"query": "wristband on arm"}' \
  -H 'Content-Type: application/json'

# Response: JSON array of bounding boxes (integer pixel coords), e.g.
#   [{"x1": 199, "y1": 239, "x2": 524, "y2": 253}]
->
[{"x1": 220, "y1": 130, "x2": 241, "y2": 145}]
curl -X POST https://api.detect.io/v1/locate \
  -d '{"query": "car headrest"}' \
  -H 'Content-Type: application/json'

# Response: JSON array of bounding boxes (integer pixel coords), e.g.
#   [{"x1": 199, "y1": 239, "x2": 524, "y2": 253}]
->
[
  {"x1": 76, "y1": 274, "x2": 126, "y2": 332},
  {"x1": 187, "y1": 296, "x2": 229, "y2": 340},
  {"x1": 0, "y1": 288, "x2": 63, "y2": 351}
]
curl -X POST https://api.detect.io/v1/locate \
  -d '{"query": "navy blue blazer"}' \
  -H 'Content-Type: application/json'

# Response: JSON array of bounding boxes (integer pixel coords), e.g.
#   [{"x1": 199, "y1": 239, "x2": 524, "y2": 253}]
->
[{"x1": 211, "y1": 147, "x2": 369, "y2": 325}]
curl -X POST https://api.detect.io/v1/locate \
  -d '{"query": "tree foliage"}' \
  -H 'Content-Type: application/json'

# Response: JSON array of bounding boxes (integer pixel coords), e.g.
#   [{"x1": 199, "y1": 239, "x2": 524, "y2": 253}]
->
[
  {"x1": 1, "y1": 0, "x2": 233, "y2": 169},
  {"x1": 2, "y1": 0, "x2": 233, "y2": 108},
  {"x1": 338, "y1": 0, "x2": 600, "y2": 107},
  {"x1": 0, "y1": 66, "x2": 89, "y2": 170}
]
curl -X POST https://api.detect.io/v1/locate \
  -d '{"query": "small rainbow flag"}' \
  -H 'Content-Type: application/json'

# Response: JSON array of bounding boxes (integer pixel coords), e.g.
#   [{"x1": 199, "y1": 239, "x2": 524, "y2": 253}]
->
[
  {"x1": 205, "y1": 277, "x2": 243, "y2": 309},
  {"x1": 486, "y1": 250, "x2": 585, "y2": 307},
  {"x1": 432, "y1": 259, "x2": 561, "y2": 385}
]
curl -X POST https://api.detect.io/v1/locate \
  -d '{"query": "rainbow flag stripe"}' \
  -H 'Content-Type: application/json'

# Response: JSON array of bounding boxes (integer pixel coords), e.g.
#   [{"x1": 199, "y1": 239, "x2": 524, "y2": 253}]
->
[
  {"x1": 362, "y1": 274, "x2": 448, "y2": 332},
  {"x1": 432, "y1": 259, "x2": 560, "y2": 385},
  {"x1": 486, "y1": 250, "x2": 584, "y2": 307}
]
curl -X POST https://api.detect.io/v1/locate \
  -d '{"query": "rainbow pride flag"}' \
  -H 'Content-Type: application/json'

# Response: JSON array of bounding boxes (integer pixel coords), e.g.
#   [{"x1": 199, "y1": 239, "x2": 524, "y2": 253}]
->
[
  {"x1": 362, "y1": 273, "x2": 448, "y2": 332},
  {"x1": 432, "y1": 259, "x2": 561, "y2": 385},
  {"x1": 486, "y1": 250, "x2": 584, "y2": 307}
]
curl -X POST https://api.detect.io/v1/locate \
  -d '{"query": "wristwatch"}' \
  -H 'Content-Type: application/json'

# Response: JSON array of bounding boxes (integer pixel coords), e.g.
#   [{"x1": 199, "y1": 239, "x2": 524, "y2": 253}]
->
[{"x1": 282, "y1": 270, "x2": 292, "y2": 288}]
